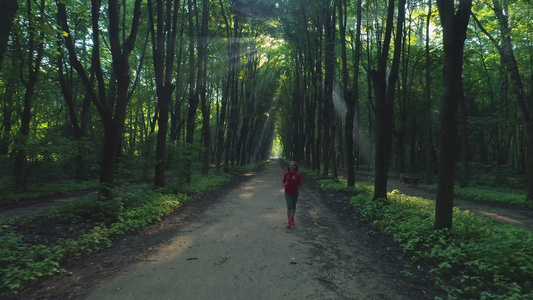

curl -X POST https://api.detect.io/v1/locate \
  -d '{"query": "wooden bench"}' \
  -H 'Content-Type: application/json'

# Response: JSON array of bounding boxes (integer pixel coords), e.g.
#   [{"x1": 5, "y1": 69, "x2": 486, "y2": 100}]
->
[{"x1": 399, "y1": 174, "x2": 420, "y2": 185}]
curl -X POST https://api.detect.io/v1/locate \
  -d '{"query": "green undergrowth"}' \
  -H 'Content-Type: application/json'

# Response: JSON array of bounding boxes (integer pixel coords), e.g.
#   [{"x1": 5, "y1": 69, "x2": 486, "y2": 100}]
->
[
  {"x1": 310, "y1": 174, "x2": 533, "y2": 299},
  {"x1": 422, "y1": 184, "x2": 531, "y2": 208},
  {"x1": 0, "y1": 167, "x2": 240, "y2": 297}
]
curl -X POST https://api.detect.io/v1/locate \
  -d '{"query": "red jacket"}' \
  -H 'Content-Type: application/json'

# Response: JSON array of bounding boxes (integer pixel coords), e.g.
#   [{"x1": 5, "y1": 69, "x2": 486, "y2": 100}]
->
[{"x1": 283, "y1": 171, "x2": 302, "y2": 195}]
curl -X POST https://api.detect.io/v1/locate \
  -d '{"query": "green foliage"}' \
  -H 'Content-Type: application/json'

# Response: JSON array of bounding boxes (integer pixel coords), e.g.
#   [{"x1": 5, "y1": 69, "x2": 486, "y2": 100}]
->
[
  {"x1": 62, "y1": 191, "x2": 187, "y2": 256},
  {"x1": 0, "y1": 229, "x2": 63, "y2": 296},
  {"x1": 340, "y1": 186, "x2": 533, "y2": 299}
]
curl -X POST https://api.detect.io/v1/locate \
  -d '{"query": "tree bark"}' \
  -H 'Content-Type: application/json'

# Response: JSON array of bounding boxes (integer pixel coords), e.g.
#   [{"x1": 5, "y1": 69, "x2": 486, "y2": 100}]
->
[
  {"x1": 459, "y1": 95, "x2": 469, "y2": 187},
  {"x1": 425, "y1": 0, "x2": 433, "y2": 184},
  {"x1": 323, "y1": 2, "x2": 335, "y2": 176},
  {"x1": 199, "y1": 0, "x2": 210, "y2": 175},
  {"x1": 339, "y1": 0, "x2": 357, "y2": 186},
  {"x1": 0, "y1": 76, "x2": 16, "y2": 155},
  {"x1": 434, "y1": 0, "x2": 472, "y2": 230},
  {"x1": 148, "y1": 0, "x2": 180, "y2": 187},
  {"x1": 0, "y1": 0, "x2": 17, "y2": 70},
  {"x1": 371, "y1": 0, "x2": 404, "y2": 200},
  {"x1": 214, "y1": 0, "x2": 231, "y2": 171},
  {"x1": 13, "y1": 0, "x2": 45, "y2": 189},
  {"x1": 224, "y1": 14, "x2": 241, "y2": 172}
]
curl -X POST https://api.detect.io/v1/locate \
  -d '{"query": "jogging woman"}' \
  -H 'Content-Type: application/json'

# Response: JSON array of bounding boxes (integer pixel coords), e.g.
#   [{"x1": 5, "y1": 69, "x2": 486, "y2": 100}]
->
[{"x1": 282, "y1": 161, "x2": 302, "y2": 228}]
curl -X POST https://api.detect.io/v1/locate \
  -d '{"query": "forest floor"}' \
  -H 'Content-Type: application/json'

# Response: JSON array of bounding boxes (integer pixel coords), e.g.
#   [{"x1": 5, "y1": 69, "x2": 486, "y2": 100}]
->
[{"x1": 2, "y1": 160, "x2": 532, "y2": 299}]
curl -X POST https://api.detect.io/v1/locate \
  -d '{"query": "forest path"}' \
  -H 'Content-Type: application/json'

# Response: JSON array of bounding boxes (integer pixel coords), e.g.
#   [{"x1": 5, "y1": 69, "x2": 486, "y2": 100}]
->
[
  {"x1": 85, "y1": 160, "x2": 436, "y2": 300},
  {"x1": 0, "y1": 193, "x2": 95, "y2": 220},
  {"x1": 1, "y1": 166, "x2": 532, "y2": 233},
  {"x1": 348, "y1": 171, "x2": 533, "y2": 232}
]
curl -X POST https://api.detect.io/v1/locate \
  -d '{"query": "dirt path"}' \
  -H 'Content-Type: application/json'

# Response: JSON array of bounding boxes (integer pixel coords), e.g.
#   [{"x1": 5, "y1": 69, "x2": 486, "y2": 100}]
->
[
  {"x1": 3, "y1": 167, "x2": 531, "y2": 234},
  {"x1": 81, "y1": 160, "x2": 439, "y2": 300},
  {"x1": 0, "y1": 194, "x2": 91, "y2": 220},
  {"x1": 349, "y1": 172, "x2": 533, "y2": 232}
]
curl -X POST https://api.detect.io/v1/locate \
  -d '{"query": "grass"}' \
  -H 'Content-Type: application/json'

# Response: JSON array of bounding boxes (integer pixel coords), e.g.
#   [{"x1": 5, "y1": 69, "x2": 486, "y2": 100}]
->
[
  {"x1": 0, "y1": 162, "x2": 262, "y2": 297},
  {"x1": 308, "y1": 171, "x2": 533, "y2": 299}
]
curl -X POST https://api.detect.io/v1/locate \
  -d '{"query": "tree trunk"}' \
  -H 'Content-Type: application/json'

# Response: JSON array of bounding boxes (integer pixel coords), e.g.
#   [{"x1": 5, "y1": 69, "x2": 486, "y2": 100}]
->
[
  {"x1": 184, "y1": 0, "x2": 199, "y2": 182},
  {"x1": 0, "y1": 0, "x2": 17, "y2": 70},
  {"x1": 459, "y1": 96, "x2": 469, "y2": 187},
  {"x1": 372, "y1": 0, "x2": 404, "y2": 200},
  {"x1": 13, "y1": 0, "x2": 45, "y2": 189},
  {"x1": 425, "y1": 0, "x2": 433, "y2": 184},
  {"x1": 224, "y1": 15, "x2": 241, "y2": 172},
  {"x1": 147, "y1": 0, "x2": 180, "y2": 187},
  {"x1": 434, "y1": 0, "x2": 472, "y2": 230},
  {"x1": 323, "y1": 3, "x2": 335, "y2": 176},
  {"x1": 0, "y1": 77, "x2": 15, "y2": 155},
  {"x1": 198, "y1": 0, "x2": 210, "y2": 174},
  {"x1": 353, "y1": 0, "x2": 362, "y2": 172},
  {"x1": 214, "y1": 0, "x2": 232, "y2": 171},
  {"x1": 339, "y1": 0, "x2": 357, "y2": 186}
]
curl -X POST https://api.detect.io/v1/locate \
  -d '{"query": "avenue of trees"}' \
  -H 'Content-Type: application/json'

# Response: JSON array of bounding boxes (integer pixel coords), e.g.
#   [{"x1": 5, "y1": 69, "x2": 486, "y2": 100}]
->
[
  {"x1": 0, "y1": 0, "x2": 282, "y2": 194},
  {"x1": 1, "y1": 0, "x2": 532, "y2": 229},
  {"x1": 275, "y1": 0, "x2": 532, "y2": 228}
]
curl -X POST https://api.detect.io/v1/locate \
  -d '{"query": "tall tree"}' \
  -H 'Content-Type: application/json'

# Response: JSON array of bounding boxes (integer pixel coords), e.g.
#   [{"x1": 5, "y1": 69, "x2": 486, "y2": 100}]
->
[
  {"x1": 322, "y1": 0, "x2": 336, "y2": 176},
  {"x1": 0, "y1": 0, "x2": 18, "y2": 70},
  {"x1": 347, "y1": 0, "x2": 363, "y2": 186},
  {"x1": 223, "y1": 5, "x2": 242, "y2": 172},
  {"x1": 12, "y1": 0, "x2": 46, "y2": 189},
  {"x1": 185, "y1": 0, "x2": 198, "y2": 182},
  {"x1": 371, "y1": 0, "x2": 405, "y2": 200},
  {"x1": 199, "y1": 0, "x2": 211, "y2": 175},
  {"x1": 339, "y1": 0, "x2": 355, "y2": 186},
  {"x1": 0, "y1": 73, "x2": 16, "y2": 156},
  {"x1": 214, "y1": 0, "x2": 231, "y2": 172},
  {"x1": 147, "y1": 0, "x2": 181, "y2": 187},
  {"x1": 57, "y1": 0, "x2": 143, "y2": 199},
  {"x1": 472, "y1": 0, "x2": 533, "y2": 203},
  {"x1": 425, "y1": 0, "x2": 433, "y2": 184},
  {"x1": 435, "y1": 0, "x2": 472, "y2": 229}
]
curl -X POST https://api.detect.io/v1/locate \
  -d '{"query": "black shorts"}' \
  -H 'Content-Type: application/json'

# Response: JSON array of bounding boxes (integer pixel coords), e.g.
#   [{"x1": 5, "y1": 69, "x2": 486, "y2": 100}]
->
[{"x1": 284, "y1": 193, "x2": 298, "y2": 209}]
